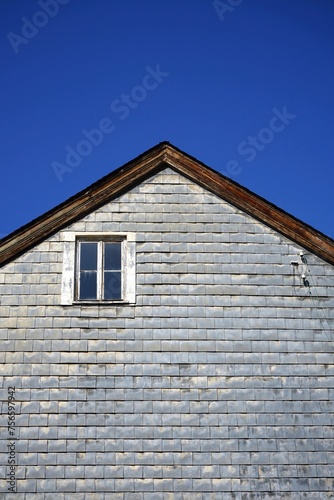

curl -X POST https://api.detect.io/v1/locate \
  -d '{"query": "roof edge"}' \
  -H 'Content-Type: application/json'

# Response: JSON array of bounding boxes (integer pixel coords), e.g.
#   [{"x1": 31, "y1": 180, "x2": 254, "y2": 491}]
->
[
  {"x1": 163, "y1": 146, "x2": 334, "y2": 266},
  {"x1": 1, "y1": 142, "x2": 334, "y2": 267},
  {"x1": 0, "y1": 142, "x2": 170, "y2": 266}
]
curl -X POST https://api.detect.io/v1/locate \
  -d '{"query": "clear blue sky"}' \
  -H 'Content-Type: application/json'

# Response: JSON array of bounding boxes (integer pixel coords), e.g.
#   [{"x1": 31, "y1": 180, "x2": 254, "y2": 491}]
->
[{"x1": 1, "y1": 0, "x2": 334, "y2": 239}]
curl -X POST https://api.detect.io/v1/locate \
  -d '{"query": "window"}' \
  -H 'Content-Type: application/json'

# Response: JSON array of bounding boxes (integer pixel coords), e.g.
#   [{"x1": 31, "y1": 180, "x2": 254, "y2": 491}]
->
[
  {"x1": 61, "y1": 232, "x2": 136, "y2": 305},
  {"x1": 77, "y1": 239, "x2": 122, "y2": 301}
]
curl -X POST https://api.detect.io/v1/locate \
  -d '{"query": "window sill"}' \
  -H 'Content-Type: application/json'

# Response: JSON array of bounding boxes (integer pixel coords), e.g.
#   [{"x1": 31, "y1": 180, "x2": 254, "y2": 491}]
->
[{"x1": 70, "y1": 300, "x2": 133, "y2": 306}]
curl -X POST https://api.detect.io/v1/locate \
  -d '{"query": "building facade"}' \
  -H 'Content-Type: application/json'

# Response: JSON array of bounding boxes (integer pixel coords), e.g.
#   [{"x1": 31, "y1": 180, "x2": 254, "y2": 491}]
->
[{"x1": 1, "y1": 143, "x2": 334, "y2": 498}]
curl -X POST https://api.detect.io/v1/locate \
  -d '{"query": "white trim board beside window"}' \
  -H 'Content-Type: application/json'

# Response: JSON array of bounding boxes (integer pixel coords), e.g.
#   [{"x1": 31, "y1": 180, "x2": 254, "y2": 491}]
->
[{"x1": 61, "y1": 232, "x2": 136, "y2": 305}]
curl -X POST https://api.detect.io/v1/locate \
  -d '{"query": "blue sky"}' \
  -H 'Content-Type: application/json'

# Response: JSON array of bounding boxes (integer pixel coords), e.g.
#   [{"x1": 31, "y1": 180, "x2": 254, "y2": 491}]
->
[{"x1": 1, "y1": 0, "x2": 333, "y2": 239}]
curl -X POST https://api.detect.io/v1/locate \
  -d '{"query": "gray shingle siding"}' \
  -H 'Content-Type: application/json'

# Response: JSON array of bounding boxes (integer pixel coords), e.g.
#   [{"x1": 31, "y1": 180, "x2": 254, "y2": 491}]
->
[{"x1": 1, "y1": 168, "x2": 334, "y2": 498}]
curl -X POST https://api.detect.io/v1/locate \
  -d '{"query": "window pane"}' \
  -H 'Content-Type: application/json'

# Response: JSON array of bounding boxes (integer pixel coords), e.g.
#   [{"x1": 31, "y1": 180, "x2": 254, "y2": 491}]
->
[
  {"x1": 80, "y1": 271, "x2": 97, "y2": 299},
  {"x1": 104, "y1": 242, "x2": 121, "y2": 270},
  {"x1": 80, "y1": 242, "x2": 97, "y2": 270},
  {"x1": 104, "y1": 271, "x2": 121, "y2": 300}
]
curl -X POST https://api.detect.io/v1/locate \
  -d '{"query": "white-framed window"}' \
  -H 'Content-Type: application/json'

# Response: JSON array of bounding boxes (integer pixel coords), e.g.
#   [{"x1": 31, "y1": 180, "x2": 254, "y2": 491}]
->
[
  {"x1": 61, "y1": 232, "x2": 136, "y2": 305},
  {"x1": 76, "y1": 238, "x2": 122, "y2": 301}
]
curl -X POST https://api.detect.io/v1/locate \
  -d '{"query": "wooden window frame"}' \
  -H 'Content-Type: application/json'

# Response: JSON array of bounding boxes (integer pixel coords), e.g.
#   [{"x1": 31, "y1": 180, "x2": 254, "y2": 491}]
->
[
  {"x1": 75, "y1": 238, "x2": 123, "y2": 302},
  {"x1": 61, "y1": 232, "x2": 136, "y2": 305}
]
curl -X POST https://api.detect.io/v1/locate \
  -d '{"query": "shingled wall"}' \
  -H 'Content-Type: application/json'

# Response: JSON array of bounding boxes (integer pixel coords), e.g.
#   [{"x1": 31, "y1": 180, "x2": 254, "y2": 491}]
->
[{"x1": 1, "y1": 168, "x2": 334, "y2": 499}]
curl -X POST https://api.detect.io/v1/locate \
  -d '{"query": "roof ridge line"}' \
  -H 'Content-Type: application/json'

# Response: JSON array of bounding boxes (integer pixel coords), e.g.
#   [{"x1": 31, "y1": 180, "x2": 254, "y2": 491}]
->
[{"x1": 1, "y1": 142, "x2": 334, "y2": 267}]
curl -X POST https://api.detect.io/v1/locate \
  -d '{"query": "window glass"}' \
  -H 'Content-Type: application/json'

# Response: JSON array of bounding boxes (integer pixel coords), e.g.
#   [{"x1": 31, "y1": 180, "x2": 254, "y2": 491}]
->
[
  {"x1": 104, "y1": 271, "x2": 122, "y2": 300},
  {"x1": 76, "y1": 239, "x2": 125, "y2": 301},
  {"x1": 80, "y1": 271, "x2": 97, "y2": 299},
  {"x1": 80, "y1": 242, "x2": 97, "y2": 270},
  {"x1": 104, "y1": 242, "x2": 121, "y2": 270}
]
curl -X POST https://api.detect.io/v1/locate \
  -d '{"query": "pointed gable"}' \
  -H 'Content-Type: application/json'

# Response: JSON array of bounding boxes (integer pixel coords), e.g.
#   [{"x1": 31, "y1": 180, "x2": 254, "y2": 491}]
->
[{"x1": 1, "y1": 142, "x2": 334, "y2": 267}]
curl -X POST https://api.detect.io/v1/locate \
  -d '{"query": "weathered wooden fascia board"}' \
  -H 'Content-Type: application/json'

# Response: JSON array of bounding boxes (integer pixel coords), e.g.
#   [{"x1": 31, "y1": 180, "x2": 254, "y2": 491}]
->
[
  {"x1": 0, "y1": 145, "x2": 169, "y2": 267},
  {"x1": 164, "y1": 146, "x2": 334, "y2": 266},
  {"x1": 1, "y1": 141, "x2": 334, "y2": 268}
]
